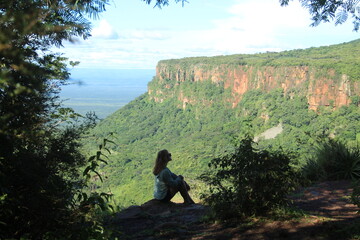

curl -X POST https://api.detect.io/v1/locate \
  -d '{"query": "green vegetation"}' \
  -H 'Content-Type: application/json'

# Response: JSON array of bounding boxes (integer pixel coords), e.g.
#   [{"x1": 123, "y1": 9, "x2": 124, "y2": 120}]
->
[
  {"x1": 280, "y1": 0, "x2": 360, "y2": 31},
  {"x1": 199, "y1": 136, "x2": 297, "y2": 220},
  {"x1": 87, "y1": 52, "x2": 360, "y2": 207},
  {"x1": 0, "y1": 0, "x2": 119, "y2": 239},
  {"x1": 4, "y1": 0, "x2": 359, "y2": 237},
  {"x1": 158, "y1": 39, "x2": 360, "y2": 81},
  {"x1": 148, "y1": 1, "x2": 360, "y2": 31},
  {"x1": 143, "y1": 0, "x2": 187, "y2": 7},
  {"x1": 352, "y1": 181, "x2": 360, "y2": 209},
  {"x1": 302, "y1": 139, "x2": 360, "y2": 181},
  {"x1": 0, "y1": 0, "x2": 192, "y2": 238},
  {"x1": 300, "y1": 138, "x2": 360, "y2": 213}
]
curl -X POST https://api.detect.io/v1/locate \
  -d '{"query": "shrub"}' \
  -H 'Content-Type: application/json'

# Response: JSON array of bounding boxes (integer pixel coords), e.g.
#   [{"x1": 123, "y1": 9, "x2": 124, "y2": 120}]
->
[
  {"x1": 200, "y1": 136, "x2": 297, "y2": 220},
  {"x1": 302, "y1": 139, "x2": 360, "y2": 181},
  {"x1": 352, "y1": 180, "x2": 360, "y2": 207}
]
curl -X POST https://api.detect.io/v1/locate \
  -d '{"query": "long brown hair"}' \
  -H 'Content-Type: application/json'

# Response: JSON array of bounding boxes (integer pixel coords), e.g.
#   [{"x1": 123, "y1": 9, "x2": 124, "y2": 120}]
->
[{"x1": 153, "y1": 149, "x2": 170, "y2": 175}]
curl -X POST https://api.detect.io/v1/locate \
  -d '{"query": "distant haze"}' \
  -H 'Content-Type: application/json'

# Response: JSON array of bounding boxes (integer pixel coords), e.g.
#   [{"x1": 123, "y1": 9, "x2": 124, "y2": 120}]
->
[{"x1": 60, "y1": 68, "x2": 155, "y2": 118}]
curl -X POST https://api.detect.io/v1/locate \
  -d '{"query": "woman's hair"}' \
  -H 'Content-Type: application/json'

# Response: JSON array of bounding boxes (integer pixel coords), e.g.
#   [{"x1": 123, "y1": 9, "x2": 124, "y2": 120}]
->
[{"x1": 153, "y1": 149, "x2": 170, "y2": 175}]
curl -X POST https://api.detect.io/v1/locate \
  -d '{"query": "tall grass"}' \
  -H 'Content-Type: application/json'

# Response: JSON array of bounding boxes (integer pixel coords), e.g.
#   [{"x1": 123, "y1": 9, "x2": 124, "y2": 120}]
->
[{"x1": 302, "y1": 139, "x2": 360, "y2": 181}]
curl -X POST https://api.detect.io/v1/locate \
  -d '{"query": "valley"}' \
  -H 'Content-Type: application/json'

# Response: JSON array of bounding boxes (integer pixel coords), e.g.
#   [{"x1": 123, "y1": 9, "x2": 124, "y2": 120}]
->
[{"x1": 85, "y1": 39, "x2": 360, "y2": 207}]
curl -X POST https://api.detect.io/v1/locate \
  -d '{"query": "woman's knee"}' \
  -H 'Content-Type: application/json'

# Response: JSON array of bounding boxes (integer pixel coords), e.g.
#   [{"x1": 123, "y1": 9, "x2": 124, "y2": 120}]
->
[{"x1": 169, "y1": 186, "x2": 179, "y2": 195}]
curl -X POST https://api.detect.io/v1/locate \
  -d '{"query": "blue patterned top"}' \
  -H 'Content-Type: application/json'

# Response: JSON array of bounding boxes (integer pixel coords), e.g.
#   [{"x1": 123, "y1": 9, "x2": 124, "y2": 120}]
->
[{"x1": 154, "y1": 167, "x2": 182, "y2": 200}]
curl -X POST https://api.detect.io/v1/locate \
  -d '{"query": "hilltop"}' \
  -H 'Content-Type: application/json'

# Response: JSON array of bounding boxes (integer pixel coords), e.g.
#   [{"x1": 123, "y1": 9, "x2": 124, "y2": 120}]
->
[{"x1": 151, "y1": 39, "x2": 360, "y2": 111}]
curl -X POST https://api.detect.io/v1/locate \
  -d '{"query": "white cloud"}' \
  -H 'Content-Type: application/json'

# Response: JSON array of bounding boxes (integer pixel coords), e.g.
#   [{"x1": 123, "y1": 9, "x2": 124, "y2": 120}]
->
[
  {"x1": 201, "y1": 0, "x2": 312, "y2": 53},
  {"x1": 91, "y1": 20, "x2": 118, "y2": 39},
  {"x1": 60, "y1": 0, "x2": 359, "y2": 69},
  {"x1": 119, "y1": 30, "x2": 170, "y2": 40},
  {"x1": 227, "y1": 0, "x2": 310, "y2": 29},
  {"x1": 179, "y1": 0, "x2": 358, "y2": 55}
]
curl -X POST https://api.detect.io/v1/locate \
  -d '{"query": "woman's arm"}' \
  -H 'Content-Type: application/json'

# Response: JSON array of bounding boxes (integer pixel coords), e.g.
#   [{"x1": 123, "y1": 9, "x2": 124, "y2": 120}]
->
[{"x1": 161, "y1": 169, "x2": 182, "y2": 187}]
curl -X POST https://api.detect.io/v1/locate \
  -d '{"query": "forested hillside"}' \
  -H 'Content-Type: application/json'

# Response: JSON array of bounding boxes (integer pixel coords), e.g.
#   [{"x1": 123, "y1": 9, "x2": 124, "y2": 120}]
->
[{"x1": 86, "y1": 40, "x2": 360, "y2": 207}]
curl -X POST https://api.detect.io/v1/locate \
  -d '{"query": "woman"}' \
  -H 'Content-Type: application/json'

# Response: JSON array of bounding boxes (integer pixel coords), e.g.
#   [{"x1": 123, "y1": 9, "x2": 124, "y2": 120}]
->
[{"x1": 153, "y1": 149, "x2": 195, "y2": 204}]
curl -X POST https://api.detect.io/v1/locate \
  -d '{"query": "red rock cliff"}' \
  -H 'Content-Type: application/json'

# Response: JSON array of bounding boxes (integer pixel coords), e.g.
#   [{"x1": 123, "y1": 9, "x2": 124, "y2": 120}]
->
[{"x1": 149, "y1": 62, "x2": 359, "y2": 111}]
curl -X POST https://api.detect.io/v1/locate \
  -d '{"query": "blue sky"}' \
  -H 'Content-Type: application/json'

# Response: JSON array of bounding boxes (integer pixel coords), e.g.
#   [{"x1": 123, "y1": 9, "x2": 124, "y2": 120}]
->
[{"x1": 61, "y1": 0, "x2": 359, "y2": 69}]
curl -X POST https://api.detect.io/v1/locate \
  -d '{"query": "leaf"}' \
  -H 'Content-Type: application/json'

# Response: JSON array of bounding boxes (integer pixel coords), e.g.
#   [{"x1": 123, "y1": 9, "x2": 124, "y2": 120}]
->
[
  {"x1": 77, "y1": 193, "x2": 83, "y2": 202},
  {"x1": 93, "y1": 170, "x2": 103, "y2": 182},
  {"x1": 100, "y1": 152, "x2": 109, "y2": 159},
  {"x1": 335, "y1": 10, "x2": 348, "y2": 25},
  {"x1": 104, "y1": 147, "x2": 111, "y2": 155},
  {"x1": 83, "y1": 166, "x2": 91, "y2": 176},
  {"x1": 82, "y1": 192, "x2": 88, "y2": 201},
  {"x1": 88, "y1": 155, "x2": 95, "y2": 162},
  {"x1": 98, "y1": 158, "x2": 108, "y2": 165},
  {"x1": 91, "y1": 161, "x2": 99, "y2": 168},
  {"x1": 104, "y1": 138, "x2": 117, "y2": 146},
  {"x1": 108, "y1": 204, "x2": 115, "y2": 212}
]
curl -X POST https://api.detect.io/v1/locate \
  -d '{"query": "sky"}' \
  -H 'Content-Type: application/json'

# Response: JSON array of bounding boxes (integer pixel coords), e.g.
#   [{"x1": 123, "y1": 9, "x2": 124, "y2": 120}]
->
[{"x1": 60, "y1": 0, "x2": 359, "y2": 69}]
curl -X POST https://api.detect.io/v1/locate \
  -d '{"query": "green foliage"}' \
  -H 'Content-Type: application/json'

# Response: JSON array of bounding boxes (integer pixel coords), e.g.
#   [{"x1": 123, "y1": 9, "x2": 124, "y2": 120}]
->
[
  {"x1": 79, "y1": 137, "x2": 116, "y2": 211},
  {"x1": 142, "y1": 0, "x2": 188, "y2": 8},
  {"x1": 0, "y1": 0, "x2": 112, "y2": 239},
  {"x1": 280, "y1": 0, "x2": 360, "y2": 31},
  {"x1": 83, "y1": 39, "x2": 360, "y2": 208},
  {"x1": 67, "y1": 137, "x2": 117, "y2": 240},
  {"x1": 147, "y1": 1, "x2": 360, "y2": 30},
  {"x1": 352, "y1": 180, "x2": 360, "y2": 208},
  {"x1": 199, "y1": 136, "x2": 297, "y2": 220},
  {"x1": 302, "y1": 139, "x2": 360, "y2": 181},
  {"x1": 86, "y1": 83, "x2": 360, "y2": 207},
  {"x1": 351, "y1": 96, "x2": 360, "y2": 106},
  {"x1": 0, "y1": 116, "x2": 102, "y2": 239},
  {"x1": 158, "y1": 39, "x2": 360, "y2": 81}
]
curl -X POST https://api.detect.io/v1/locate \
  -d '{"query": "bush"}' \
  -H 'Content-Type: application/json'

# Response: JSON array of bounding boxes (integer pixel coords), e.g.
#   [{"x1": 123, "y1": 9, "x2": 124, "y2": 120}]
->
[
  {"x1": 200, "y1": 136, "x2": 297, "y2": 220},
  {"x1": 352, "y1": 180, "x2": 360, "y2": 207},
  {"x1": 301, "y1": 139, "x2": 360, "y2": 217},
  {"x1": 302, "y1": 139, "x2": 360, "y2": 181},
  {"x1": 0, "y1": 113, "x2": 115, "y2": 239}
]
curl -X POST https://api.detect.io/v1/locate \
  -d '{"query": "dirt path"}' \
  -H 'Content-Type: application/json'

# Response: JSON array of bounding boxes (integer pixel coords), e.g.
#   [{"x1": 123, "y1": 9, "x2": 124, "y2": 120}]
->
[
  {"x1": 290, "y1": 180, "x2": 358, "y2": 219},
  {"x1": 190, "y1": 180, "x2": 360, "y2": 240},
  {"x1": 107, "y1": 180, "x2": 360, "y2": 240}
]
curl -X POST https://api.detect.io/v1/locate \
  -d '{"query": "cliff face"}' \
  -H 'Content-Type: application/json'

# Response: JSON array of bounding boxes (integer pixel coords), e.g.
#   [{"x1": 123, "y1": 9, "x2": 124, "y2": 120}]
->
[{"x1": 149, "y1": 62, "x2": 359, "y2": 111}]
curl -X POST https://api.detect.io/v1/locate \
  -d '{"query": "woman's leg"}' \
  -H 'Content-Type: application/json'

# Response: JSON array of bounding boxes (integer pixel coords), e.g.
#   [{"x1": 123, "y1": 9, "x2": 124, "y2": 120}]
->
[
  {"x1": 168, "y1": 180, "x2": 195, "y2": 204},
  {"x1": 184, "y1": 180, "x2": 190, "y2": 191},
  {"x1": 178, "y1": 180, "x2": 195, "y2": 204}
]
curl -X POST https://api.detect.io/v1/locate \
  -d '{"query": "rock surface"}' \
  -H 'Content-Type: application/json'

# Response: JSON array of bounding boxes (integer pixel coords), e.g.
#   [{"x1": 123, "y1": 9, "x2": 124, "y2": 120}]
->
[
  {"x1": 106, "y1": 199, "x2": 208, "y2": 239},
  {"x1": 150, "y1": 63, "x2": 360, "y2": 111},
  {"x1": 106, "y1": 181, "x2": 360, "y2": 240}
]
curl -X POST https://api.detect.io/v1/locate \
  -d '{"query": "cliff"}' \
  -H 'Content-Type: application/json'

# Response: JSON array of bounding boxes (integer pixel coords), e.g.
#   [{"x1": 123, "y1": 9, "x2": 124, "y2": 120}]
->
[
  {"x1": 91, "y1": 40, "x2": 360, "y2": 208},
  {"x1": 148, "y1": 40, "x2": 360, "y2": 111}
]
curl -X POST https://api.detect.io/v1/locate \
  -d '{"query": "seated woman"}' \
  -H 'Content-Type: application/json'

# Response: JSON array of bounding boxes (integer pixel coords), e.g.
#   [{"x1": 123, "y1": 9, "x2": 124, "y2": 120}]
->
[{"x1": 153, "y1": 149, "x2": 195, "y2": 204}]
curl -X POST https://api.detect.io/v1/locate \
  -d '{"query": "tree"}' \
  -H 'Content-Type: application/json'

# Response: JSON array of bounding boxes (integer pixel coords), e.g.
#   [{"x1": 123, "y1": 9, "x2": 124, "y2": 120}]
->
[
  {"x1": 145, "y1": 0, "x2": 359, "y2": 31},
  {"x1": 142, "y1": 0, "x2": 188, "y2": 8},
  {"x1": 0, "y1": 0, "x2": 110, "y2": 238},
  {"x1": 280, "y1": 0, "x2": 360, "y2": 31},
  {"x1": 0, "y1": 0, "x2": 192, "y2": 237}
]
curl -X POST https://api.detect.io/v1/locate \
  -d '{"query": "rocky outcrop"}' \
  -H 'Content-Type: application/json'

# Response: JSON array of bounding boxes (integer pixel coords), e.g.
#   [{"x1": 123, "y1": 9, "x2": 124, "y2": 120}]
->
[
  {"x1": 149, "y1": 62, "x2": 360, "y2": 111},
  {"x1": 105, "y1": 199, "x2": 208, "y2": 239},
  {"x1": 104, "y1": 183, "x2": 359, "y2": 239}
]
